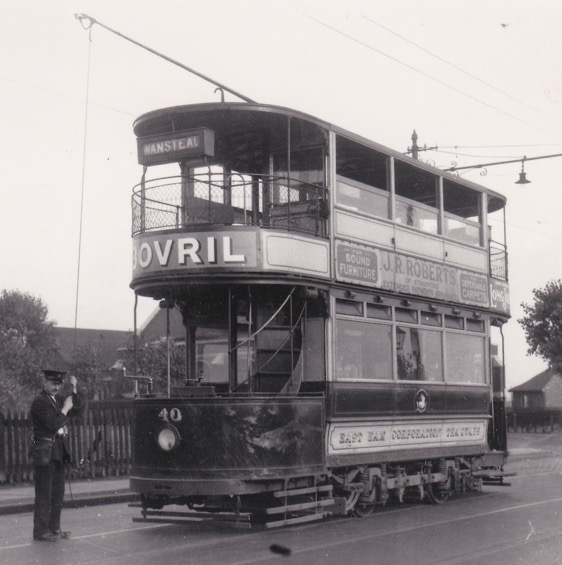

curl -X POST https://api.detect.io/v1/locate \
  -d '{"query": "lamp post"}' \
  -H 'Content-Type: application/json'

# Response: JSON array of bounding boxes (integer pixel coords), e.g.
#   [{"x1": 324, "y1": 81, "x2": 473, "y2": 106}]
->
[
  {"x1": 515, "y1": 158, "x2": 531, "y2": 184},
  {"x1": 445, "y1": 152, "x2": 562, "y2": 183}
]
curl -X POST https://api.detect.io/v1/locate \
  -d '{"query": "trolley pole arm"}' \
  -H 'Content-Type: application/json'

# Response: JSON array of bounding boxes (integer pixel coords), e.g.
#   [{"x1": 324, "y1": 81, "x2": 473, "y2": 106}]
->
[{"x1": 74, "y1": 13, "x2": 257, "y2": 104}]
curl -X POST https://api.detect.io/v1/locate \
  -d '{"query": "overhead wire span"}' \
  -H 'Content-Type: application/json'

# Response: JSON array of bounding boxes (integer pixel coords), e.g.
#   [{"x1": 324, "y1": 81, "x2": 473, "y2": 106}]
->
[
  {"x1": 441, "y1": 143, "x2": 562, "y2": 150},
  {"x1": 74, "y1": 14, "x2": 257, "y2": 104},
  {"x1": 445, "y1": 152, "x2": 562, "y2": 172},
  {"x1": 435, "y1": 149, "x2": 525, "y2": 160},
  {"x1": 361, "y1": 14, "x2": 562, "y2": 126},
  {"x1": 304, "y1": 14, "x2": 559, "y2": 137}
]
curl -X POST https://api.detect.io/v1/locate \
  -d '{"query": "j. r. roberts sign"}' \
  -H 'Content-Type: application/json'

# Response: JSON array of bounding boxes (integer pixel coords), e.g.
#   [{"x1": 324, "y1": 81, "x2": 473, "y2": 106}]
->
[{"x1": 132, "y1": 231, "x2": 258, "y2": 277}]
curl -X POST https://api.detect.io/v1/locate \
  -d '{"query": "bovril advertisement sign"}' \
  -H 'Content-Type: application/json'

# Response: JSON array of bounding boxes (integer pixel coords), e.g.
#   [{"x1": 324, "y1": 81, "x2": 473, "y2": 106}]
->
[
  {"x1": 132, "y1": 230, "x2": 258, "y2": 277},
  {"x1": 336, "y1": 241, "x2": 510, "y2": 314}
]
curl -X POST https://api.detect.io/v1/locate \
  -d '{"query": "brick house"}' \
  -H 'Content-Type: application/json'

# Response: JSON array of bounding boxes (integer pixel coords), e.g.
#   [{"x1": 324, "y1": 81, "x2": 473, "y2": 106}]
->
[{"x1": 509, "y1": 368, "x2": 562, "y2": 431}]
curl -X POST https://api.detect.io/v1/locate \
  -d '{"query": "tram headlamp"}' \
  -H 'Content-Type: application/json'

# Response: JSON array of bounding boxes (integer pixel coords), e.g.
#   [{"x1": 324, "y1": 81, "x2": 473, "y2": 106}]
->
[{"x1": 156, "y1": 425, "x2": 181, "y2": 452}]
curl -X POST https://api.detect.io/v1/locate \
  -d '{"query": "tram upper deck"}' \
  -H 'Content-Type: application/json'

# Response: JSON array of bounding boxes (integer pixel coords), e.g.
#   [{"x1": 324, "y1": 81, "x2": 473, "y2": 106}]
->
[{"x1": 131, "y1": 102, "x2": 509, "y2": 318}]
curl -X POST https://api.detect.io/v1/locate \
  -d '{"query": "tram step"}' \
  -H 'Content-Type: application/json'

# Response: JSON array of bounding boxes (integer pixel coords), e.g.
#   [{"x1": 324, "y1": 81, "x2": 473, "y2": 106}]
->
[
  {"x1": 133, "y1": 509, "x2": 252, "y2": 528},
  {"x1": 472, "y1": 470, "x2": 517, "y2": 478},
  {"x1": 265, "y1": 512, "x2": 331, "y2": 528},
  {"x1": 273, "y1": 484, "x2": 333, "y2": 498},
  {"x1": 266, "y1": 498, "x2": 335, "y2": 515}
]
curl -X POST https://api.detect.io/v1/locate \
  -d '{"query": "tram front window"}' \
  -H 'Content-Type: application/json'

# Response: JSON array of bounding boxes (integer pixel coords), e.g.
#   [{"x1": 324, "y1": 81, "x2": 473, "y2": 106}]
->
[
  {"x1": 183, "y1": 290, "x2": 254, "y2": 389},
  {"x1": 195, "y1": 328, "x2": 229, "y2": 384},
  {"x1": 194, "y1": 328, "x2": 253, "y2": 386}
]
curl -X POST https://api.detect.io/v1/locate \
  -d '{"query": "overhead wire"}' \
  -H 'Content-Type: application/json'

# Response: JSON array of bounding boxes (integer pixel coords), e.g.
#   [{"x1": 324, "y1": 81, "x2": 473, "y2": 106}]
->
[
  {"x1": 348, "y1": 13, "x2": 562, "y2": 245},
  {"x1": 304, "y1": 14, "x2": 560, "y2": 138},
  {"x1": 440, "y1": 143, "x2": 562, "y2": 150},
  {"x1": 69, "y1": 14, "x2": 559, "y2": 248},
  {"x1": 434, "y1": 149, "x2": 525, "y2": 159},
  {"x1": 72, "y1": 24, "x2": 93, "y2": 368},
  {"x1": 496, "y1": 218, "x2": 562, "y2": 242},
  {"x1": 75, "y1": 14, "x2": 256, "y2": 104},
  {"x1": 0, "y1": 74, "x2": 136, "y2": 118},
  {"x1": 361, "y1": 14, "x2": 561, "y2": 126}
]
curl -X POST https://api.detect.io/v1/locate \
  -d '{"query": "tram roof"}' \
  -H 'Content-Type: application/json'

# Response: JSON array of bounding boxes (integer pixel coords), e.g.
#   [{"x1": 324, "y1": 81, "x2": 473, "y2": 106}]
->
[{"x1": 133, "y1": 102, "x2": 507, "y2": 210}]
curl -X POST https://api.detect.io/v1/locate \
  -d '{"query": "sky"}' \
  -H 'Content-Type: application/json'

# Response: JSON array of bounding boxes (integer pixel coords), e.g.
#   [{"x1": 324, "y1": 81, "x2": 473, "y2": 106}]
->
[{"x1": 1, "y1": 0, "x2": 561, "y2": 389}]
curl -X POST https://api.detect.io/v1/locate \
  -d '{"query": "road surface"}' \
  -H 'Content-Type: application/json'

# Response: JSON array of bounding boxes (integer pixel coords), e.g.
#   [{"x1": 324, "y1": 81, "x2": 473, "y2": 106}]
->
[{"x1": 1, "y1": 433, "x2": 561, "y2": 565}]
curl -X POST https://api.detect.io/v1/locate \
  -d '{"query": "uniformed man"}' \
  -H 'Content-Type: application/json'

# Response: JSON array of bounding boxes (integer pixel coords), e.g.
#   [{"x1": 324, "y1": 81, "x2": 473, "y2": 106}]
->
[{"x1": 30, "y1": 369, "x2": 82, "y2": 542}]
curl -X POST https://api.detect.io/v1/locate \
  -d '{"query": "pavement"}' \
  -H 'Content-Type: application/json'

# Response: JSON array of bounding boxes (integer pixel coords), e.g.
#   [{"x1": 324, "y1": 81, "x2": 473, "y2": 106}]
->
[{"x1": 0, "y1": 476, "x2": 137, "y2": 515}]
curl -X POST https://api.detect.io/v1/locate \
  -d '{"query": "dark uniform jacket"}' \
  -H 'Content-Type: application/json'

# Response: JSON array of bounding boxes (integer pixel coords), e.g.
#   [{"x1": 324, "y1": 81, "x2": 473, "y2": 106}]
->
[{"x1": 30, "y1": 390, "x2": 82, "y2": 462}]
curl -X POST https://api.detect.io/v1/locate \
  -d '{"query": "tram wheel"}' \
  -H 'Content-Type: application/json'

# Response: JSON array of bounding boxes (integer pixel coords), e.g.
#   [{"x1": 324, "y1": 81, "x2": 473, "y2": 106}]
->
[
  {"x1": 425, "y1": 484, "x2": 451, "y2": 505},
  {"x1": 342, "y1": 490, "x2": 361, "y2": 514},
  {"x1": 353, "y1": 503, "x2": 376, "y2": 517}
]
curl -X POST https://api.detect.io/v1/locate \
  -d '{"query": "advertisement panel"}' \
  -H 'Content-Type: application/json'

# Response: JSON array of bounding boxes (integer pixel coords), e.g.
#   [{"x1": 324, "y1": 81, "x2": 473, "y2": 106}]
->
[
  {"x1": 490, "y1": 279, "x2": 510, "y2": 315},
  {"x1": 132, "y1": 229, "x2": 331, "y2": 282},
  {"x1": 132, "y1": 230, "x2": 259, "y2": 278},
  {"x1": 327, "y1": 419, "x2": 488, "y2": 455},
  {"x1": 335, "y1": 241, "x2": 492, "y2": 308}
]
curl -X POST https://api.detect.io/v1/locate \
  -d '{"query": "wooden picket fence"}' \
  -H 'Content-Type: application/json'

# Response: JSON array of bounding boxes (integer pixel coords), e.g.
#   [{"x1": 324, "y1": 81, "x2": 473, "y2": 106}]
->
[{"x1": 0, "y1": 401, "x2": 134, "y2": 484}]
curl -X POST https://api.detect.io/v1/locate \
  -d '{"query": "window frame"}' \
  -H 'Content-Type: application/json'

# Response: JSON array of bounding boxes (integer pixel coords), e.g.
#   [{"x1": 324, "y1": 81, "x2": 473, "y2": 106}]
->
[{"x1": 333, "y1": 295, "x2": 489, "y2": 385}]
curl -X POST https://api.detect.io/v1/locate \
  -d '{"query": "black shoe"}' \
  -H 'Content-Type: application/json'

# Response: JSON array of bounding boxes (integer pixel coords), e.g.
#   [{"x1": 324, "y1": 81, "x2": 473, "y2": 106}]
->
[
  {"x1": 33, "y1": 533, "x2": 58, "y2": 542},
  {"x1": 51, "y1": 530, "x2": 71, "y2": 539}
]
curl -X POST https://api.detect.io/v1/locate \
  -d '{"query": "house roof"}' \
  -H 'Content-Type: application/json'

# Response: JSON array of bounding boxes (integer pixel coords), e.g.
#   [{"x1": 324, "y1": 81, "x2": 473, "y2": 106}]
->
[
  {"x1": 53, "y1": 327, "x2": 130, "y2": 370},
  {"x1": 509, "y1": 367, "x2": 558, "y2": 392},
  {"x1": 140, "y1": 307, "x2": 185, "y2": 341}
]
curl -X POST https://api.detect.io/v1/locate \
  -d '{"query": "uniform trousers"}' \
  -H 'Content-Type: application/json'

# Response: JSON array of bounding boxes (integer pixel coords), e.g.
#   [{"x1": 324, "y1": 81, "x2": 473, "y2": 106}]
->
[{"x1": 33, "y1": 460, "x2": 65, "y2": 537}]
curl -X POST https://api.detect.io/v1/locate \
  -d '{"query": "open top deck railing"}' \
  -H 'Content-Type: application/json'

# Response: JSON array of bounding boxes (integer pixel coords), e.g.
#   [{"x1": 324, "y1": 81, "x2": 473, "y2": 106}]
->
[
  {"x1": 131, "y1": 173, "x2": 508, "y2": 282},
  {"x1": 132, "y1": 174, "x2": 329, "y2": 238},
  {"x1": 489, "y1": 241, "x2": 508, "y2": 281}
]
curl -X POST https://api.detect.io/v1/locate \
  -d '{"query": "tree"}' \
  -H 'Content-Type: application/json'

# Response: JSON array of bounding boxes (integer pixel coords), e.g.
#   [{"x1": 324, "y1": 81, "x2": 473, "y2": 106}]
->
[
  {"x1": 120, "y1": 333, "x2": 186, "y2": 396},
  {"x1": 71, "y1": 343, "x2": 109, "y2": 400},
  {"x1": 519, "y1": 279, "x2": 562, "y2": 370},
  {"x1": 0, "y1": 290, "x2": 58, "y2": 412}
]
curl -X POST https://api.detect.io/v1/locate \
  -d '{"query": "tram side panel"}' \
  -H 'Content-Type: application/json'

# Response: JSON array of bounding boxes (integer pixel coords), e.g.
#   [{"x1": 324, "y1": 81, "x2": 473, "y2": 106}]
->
[
  {"x1": 131, "y1": 396, "x2": 325, "y2": 498},
  {"x1": 324, "y1": 380, "x2": 491, "y2": 468}
]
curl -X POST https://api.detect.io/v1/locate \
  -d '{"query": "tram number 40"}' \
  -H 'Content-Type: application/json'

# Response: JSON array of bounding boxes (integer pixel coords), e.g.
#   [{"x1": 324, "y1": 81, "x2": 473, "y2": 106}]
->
[{"x1": 158, "y1": 407, "x2": 183, "y2": 423}]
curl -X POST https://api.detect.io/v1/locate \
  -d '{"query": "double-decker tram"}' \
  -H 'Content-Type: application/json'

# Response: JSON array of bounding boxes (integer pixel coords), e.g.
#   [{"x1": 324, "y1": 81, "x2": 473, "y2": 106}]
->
[{"x1": 128, "y1": 102, "x2": 511, "y2": 527}]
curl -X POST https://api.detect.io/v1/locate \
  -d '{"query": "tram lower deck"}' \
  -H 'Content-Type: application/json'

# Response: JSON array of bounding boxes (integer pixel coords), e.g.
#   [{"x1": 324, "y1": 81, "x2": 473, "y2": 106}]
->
[{"x1": 129, "y1": 282, "x2": 510, "y2": 526}]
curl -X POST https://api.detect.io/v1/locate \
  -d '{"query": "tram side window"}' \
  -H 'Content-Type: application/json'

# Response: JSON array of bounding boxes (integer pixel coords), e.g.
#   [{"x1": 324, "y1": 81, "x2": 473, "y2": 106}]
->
[
  {"x1": 335, "y1": 299, "x2": 364, "y2": 316},
  {"x1": 394, "y1": 160, "x2": 439, "y2": 235},
  {"x1": 443, "y1": 180, "x2": 482, "y2": 246},
  {"x1": 272, "y1": 146, "x2": 325, "y2": 191},
  {"x1": 335, "y1": 319, "x2": 392, "y2": 380},
  {"x1": 303, "y1": 317, "x2": 326, "y2": 382},
  {"x1": 335, "y1": 135, "x2": 389, "y2": 218},
  {"x1": 396, "y1": 327, "x2": 443, "y2": 381},
  {"x1": 446, "y1": 333, "x2": 486, "y2": 384}
]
